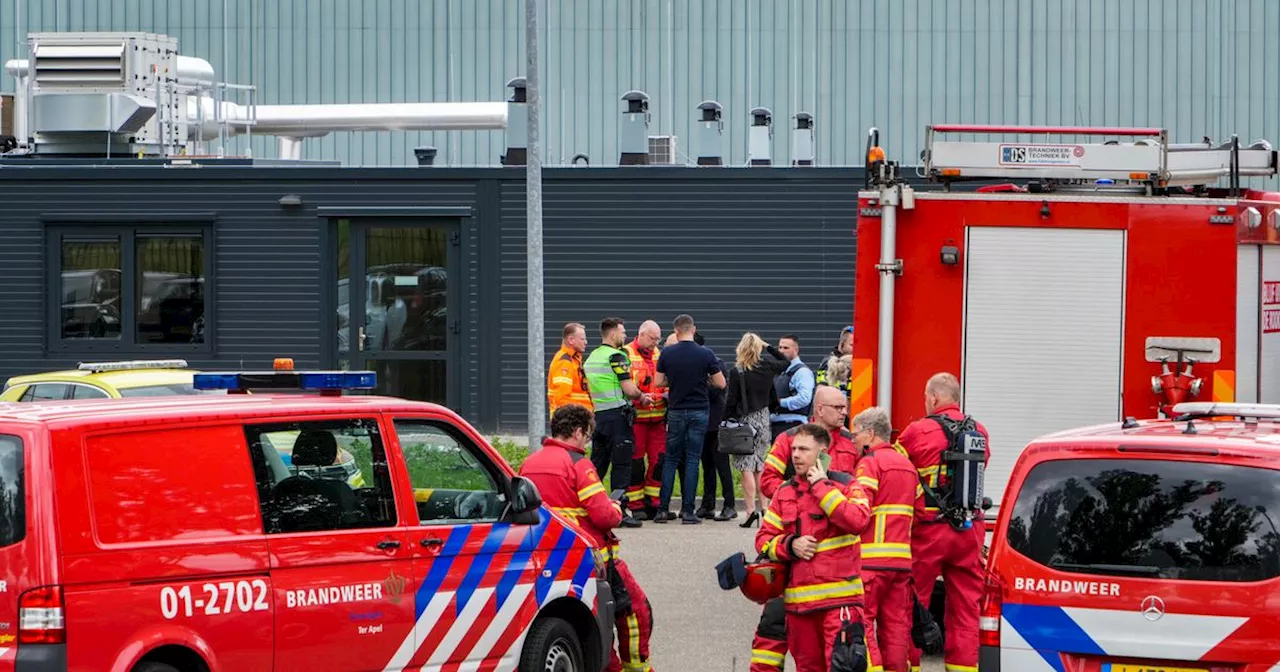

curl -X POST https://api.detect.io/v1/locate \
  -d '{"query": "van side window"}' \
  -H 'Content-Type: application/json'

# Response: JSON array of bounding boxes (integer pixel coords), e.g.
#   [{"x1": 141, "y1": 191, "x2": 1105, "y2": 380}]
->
[
  {"x1": 244, "y1": 419, "x2": 397, "y2": 534},
  {"x1": 393, "y1": 420, "x2": 506, "y2": 525},
  {"x1": 0, "y1": 436, "x2": 23, "y2": 547}
]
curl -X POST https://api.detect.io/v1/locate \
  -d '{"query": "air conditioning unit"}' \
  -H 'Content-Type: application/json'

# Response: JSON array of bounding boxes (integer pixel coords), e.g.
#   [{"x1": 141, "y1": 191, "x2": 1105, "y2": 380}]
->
[{"x1": 648, "y1": 135, "x2": 678, "y2": 164}]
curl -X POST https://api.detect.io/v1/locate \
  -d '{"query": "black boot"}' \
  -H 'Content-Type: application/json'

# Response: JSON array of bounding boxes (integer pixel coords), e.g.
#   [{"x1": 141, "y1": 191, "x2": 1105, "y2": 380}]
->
[{"x1": 714, "y1": 505, "x2": 738, "y2": 521}]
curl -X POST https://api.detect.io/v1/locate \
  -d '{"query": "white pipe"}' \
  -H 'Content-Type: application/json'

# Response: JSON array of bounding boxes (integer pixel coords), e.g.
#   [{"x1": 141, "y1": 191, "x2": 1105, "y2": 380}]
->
[
  {"x1": 186, "y1": 96, "x2": 507, "y2": 141},
  {"x1": 176, "y1": 56, "x2": 215, "y2": 85},
  {"x1": 4, "y1": 59, "x2": 27, "y2": 142},
  {"x1": 277, "y1": 136, "x2": 302, "y2": 160},
  {"x1": 876, "y1": 185, "x2": 900, "y2": 419}
]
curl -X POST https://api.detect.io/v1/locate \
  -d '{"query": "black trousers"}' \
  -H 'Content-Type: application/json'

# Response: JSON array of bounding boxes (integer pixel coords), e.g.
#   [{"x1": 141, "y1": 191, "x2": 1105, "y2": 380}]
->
[
  {"x1": 590, "y1": 408, "x2": 634, "y2": 496},
  {"x1": 699, "y1": 428, "x2": 736, "y2": 510}
]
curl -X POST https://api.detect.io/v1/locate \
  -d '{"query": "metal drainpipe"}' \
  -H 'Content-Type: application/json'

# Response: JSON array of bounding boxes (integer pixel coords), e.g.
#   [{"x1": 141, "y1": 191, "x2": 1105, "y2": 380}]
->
[{"x1": 876, "y1": 183, "x2": 900, "y2": 419}]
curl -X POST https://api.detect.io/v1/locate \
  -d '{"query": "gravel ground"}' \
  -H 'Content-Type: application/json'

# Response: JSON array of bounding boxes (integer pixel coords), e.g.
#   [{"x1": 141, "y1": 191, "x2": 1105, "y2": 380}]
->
[{"x1": 613, "y1": 500, "x2": 944, "y2": 672}]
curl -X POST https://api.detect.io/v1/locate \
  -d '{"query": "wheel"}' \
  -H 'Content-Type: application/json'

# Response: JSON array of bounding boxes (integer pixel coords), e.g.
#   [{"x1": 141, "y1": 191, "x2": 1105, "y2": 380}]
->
[
  {"x1": 133, "y1": 663, "x2": 181, "y2": 672},
  {"x1": 519, "y1": 616, "x2": 584, "y2": 672}
]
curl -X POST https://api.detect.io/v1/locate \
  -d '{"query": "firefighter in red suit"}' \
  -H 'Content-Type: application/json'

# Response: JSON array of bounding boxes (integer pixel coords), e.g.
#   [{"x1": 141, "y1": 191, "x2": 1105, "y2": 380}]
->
[
  {"x1": 851, "y1": 406, "x2": 925, "y2": 672},
  {"x1": 518, "y1": 404, "x2": 656, "y2": 672},
  {"x1": 623, "y1": 320, "x2": 668, "y2": 518},
  {"x1": 750, "y1": 386, "x2": 858, "y2": 671},
  {"x1": 897, "y1": 373, "x2": 989, "y2": 672},
  {"x1": 754, "y1": 423, "x2": 875, "y2": 672}
]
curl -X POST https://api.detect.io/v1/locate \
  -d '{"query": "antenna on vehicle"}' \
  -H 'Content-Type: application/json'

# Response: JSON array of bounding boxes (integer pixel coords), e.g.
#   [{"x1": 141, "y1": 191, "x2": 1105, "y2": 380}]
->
[{"x1": 1183, "y1": 417, "x2": 1198, "y2": 435}]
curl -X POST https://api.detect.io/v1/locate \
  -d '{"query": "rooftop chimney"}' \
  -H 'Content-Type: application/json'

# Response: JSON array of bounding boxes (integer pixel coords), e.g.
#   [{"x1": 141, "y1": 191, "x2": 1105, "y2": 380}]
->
[
  {"x1": 792, "y1": 112, "x2": 815, "y2": 166},
  {"x1": 749, "y1": 107, "x2": 773, "y2": 166},
  {"x1": 414, "y1": 146, "x2": 438, "y2": 166},
  {"x1": 695, "y1": 100, "x2": 724, "y2": 166},
  {"x1": 619, "y1": 90, "x2": 650, "y2": 165},
  {"x1": 503, "y1": 77, "x2": 527, "y2": 166}
]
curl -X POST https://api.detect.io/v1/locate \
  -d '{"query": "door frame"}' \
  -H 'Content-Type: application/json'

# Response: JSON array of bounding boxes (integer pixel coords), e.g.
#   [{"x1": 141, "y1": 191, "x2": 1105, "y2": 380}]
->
[{"x1": 321, "y1": 207, "x2": 473, "y2": 411}]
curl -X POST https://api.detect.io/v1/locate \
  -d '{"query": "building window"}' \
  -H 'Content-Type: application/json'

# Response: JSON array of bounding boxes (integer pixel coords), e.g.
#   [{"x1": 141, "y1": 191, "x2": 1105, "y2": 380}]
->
[{"x1": 48, "y1": 226, "x2": 212, "y2": 351}]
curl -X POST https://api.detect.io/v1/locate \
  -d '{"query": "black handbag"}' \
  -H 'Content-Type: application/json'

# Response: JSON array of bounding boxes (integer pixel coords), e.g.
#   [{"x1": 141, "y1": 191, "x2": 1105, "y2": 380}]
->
[{"x1": 718, "y1": 368, "x2": 758, "y2": 455}]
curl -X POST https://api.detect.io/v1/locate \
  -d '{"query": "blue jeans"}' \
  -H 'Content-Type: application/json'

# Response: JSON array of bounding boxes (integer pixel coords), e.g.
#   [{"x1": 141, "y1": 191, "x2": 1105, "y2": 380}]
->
[{"x1": 659, "y1": 408, "x2": 709, "y2": 516}]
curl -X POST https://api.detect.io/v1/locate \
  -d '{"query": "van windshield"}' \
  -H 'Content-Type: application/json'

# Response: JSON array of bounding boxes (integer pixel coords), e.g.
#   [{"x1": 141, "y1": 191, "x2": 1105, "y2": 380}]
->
[
  {"x1": 0, "y1": 435, "x2": 23, "y2": 547},
  {"x1": 1006, "y1": 458, "x2": 1280, "y2": 582}
]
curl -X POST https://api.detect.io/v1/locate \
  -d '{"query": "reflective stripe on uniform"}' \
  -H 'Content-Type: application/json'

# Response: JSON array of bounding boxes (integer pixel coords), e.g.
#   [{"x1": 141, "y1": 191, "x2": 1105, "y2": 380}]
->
[
  {"x1": 944, "y1": 665, "x2": 978, "y2": 672},
  {"x1": 577, "y1": 482, "x2": 605, "y2": 500},
  {"x1": 814, "y1": 534, "x2": 859, "y2": 553},
  {"x1": 762, "y1": 535, "x2": 785, "y2": 561},
  {"x1": 857, "y1": 475, "x2": 880, "y2": 489},
  {"x1": 751, "y1": 649, "x2": 785, "y2": 667},
  {"x1": 783, "y1": 579, "x2": 864, "y2": 605},
  {"x1": 594, "y1": 544, "x2": 621, "y2": 562},
  {"x1": 873, "y1": 504, "x2": 915, "y2": 516},
  {"x1": 819, "y1": 488, "x2": 847, "y2": 516},
  {"x1": 862, "y1": 542, "x2": 912, "y2": 559},
  {"x1": 584, "y1": 345, "x2": 629, "y2": 410},
  {"x1": 763, "y1": 510, "x2": 783, "y2": 529},
  {"x1": 642, "y1": 485, "x2": 660, "y2": 497},
  {"x1": 765, "y1": 452, "x2": 787, "y2": 474}
]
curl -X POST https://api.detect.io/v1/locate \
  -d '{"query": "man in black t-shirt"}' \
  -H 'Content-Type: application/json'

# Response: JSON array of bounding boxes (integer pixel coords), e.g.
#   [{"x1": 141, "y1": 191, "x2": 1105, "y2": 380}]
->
[{"x1": 653, "y1": 314, "x2": 727, "y2": 524}]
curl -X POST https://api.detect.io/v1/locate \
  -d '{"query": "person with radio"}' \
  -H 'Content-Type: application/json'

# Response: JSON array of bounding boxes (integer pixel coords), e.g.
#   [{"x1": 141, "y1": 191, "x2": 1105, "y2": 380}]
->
[
  {"x1": 754, "y1": 423, "x2": 877, "y2": 672},
  {"x1": 896, "y1": 373, "x2": 990, "y2": 672},
  {"x1": 519, "y1": 403, "x2": 656, "y2": 672}
]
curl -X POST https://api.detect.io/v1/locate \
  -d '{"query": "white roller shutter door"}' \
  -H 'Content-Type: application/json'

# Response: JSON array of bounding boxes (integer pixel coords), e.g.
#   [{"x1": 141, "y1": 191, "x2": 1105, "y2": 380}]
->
[
  {"x1": 1237, "y1": 245, "x2": 1260, "y2": 403},
  {"x1": 962, "y1": 227, "x2": 1126, "y2": 508},
  {"x1": 1260, "y1": 246, "x2": 1280, "y2": 403}
]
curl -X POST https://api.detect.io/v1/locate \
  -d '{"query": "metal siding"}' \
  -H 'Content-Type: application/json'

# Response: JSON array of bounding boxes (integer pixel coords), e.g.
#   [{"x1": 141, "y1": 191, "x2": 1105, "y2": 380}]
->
[
  {"x1": 5, "y1": 1, "x2": 1278, "y2": 169},
  {"x1": 495, "y1": 170, "x2": 858, "y2": 432},
  {"x1": 961, "y1": 227, "x2": 1126, "y2": 508},
  {"x1": 0, "y1": 169, "x2": 481, "y2": 417}
]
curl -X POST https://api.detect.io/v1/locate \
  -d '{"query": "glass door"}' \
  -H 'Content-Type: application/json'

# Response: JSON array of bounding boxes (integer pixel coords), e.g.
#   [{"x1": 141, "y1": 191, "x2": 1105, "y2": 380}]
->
[{"x1": 336, "y1": 219, "x2": 457, "y2": 406}]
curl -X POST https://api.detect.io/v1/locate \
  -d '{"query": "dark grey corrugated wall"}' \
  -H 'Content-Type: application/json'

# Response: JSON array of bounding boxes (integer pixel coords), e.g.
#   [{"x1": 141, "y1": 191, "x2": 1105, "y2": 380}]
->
[{"x1": 496, "y1": 169, "x2": 859, "y2": 432}]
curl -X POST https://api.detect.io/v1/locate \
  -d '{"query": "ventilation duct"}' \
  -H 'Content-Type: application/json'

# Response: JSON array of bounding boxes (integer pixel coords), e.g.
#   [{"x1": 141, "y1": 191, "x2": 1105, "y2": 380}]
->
[
  {"x1": 748, "y1": 107, "x2": 773, "y2": 166},
  {"x1": 792, "y1": 112, "x2": 815, "y2": 166},
  {"x1": 695, "y1": 100, "x2": 723, "y2": 166},
  {"x1": 619, "y1": 90, "x2": 651, "y2": 165}
]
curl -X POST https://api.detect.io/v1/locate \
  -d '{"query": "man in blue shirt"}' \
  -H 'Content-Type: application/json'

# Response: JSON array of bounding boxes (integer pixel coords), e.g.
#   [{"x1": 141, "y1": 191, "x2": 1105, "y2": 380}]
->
[
  {"x1": 769, "y1": 334, "x2": 815, "y2": 438},
  {"x1": 653, "y1": 313, "x2": 727, "y2": 524}
]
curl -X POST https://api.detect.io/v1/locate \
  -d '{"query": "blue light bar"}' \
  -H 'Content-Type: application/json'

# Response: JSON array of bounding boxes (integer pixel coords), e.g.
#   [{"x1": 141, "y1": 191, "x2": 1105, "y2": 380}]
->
[
  {"x1": 191, "y1": 371, "x2": 377, "y2": 392},
  {"x1": 192, "y1": 373, "x2": 242, "y2": 390},
  {"x1": 299, "y1": 371, "x2": 378, "y2": 390}
]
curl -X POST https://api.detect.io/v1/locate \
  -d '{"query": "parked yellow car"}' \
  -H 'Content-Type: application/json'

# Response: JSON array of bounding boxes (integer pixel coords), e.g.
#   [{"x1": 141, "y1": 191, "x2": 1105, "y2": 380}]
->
[{"x1": 0, "y1": 359, "x2": 218, "y2": 402}]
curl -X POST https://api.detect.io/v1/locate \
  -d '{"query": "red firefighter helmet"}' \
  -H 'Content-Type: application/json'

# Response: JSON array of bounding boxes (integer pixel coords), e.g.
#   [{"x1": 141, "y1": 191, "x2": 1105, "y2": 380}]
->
[{"x1": 739, "y1": 560, "x2": 788, "y2": 604}]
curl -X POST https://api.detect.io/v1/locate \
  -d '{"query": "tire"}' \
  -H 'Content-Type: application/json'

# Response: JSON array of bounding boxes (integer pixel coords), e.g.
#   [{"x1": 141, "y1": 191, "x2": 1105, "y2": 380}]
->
[
  {"x1": 519, "y1": 616, "x2": 585, "y2": 672},
  {"x1": 133, "y1": 663, "x2": 181, "y2": 672}
]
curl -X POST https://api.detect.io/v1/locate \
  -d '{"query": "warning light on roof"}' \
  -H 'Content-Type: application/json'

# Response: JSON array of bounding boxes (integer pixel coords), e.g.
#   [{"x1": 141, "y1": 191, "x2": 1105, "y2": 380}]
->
[
  {"x1": 274, "y1": 358, "x2": 295, "y2": 371},
  {"x1": 192, "y1": 370, "x2": 377, "y2": 393}
]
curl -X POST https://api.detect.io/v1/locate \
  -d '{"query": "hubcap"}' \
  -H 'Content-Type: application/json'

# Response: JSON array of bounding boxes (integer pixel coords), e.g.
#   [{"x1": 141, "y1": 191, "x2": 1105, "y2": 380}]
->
[{"x1": 544, "y1": 637, "x2": 576, "y2": 672}]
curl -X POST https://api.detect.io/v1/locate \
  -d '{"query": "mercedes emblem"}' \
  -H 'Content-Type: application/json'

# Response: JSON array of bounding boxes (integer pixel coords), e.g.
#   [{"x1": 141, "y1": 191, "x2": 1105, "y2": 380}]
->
[{"x1": 1140, "y1": 595, "x2": 1166, "y2": 621}]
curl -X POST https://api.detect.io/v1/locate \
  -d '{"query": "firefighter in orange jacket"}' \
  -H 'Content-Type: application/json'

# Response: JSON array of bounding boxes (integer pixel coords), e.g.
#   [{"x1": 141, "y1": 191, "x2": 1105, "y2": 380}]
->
[
  {"x1": 547, "y1": 322, "x2": 593, "y2": 417},
  {"x1": 851, "y1": 406, "x2": 925, "y2": 672},
  {"x1": 897, "y1": 373, "x2": 990, "y2": 672},
  {"x1": 623, "y1": 320, "x2": 668, "y2": 517},
  {"x1": 749, "y1": 386, "x2": 855, "y2": 672},
  {"x1": 754, "y1": 423, "x2": 876, "y2": 672},
  {"x1": 518, "y1": 404, "x2": 655, "y2": 672}
]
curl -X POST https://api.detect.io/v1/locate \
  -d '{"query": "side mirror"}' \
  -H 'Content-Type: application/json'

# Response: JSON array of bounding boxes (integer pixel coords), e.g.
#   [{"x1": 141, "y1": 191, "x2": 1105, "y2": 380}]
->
[{"x1": 509, "y1": 476, "x2": 543, "y2": 525}]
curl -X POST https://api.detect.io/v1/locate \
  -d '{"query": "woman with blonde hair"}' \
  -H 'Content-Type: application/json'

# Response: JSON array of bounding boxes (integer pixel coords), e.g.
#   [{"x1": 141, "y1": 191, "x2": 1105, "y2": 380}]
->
[{"x1": 723, "y1": 332, "x2": 788, "y2": 527}]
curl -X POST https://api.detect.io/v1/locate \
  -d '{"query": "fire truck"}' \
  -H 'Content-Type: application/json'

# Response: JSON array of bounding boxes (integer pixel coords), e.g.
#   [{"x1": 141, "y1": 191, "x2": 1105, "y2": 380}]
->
[{"x1": 850, "y1": 123, "x2": 1280, "y2": 512}]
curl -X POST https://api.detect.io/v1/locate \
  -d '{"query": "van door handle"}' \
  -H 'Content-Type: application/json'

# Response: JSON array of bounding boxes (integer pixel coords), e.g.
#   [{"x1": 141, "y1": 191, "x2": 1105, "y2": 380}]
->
[
  {"x1": 420, "y1": 537, "x2": 445, "y2": 548},
  {"x1": 376, "y1": 539, "x2": 401, "y2": 550}
]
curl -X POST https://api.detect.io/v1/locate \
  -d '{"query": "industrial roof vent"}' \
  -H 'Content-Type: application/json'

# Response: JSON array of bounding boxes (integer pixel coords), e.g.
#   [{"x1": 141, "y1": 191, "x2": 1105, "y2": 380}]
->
[
  {"x1": 695, "y1": 100, "x2": 724, "y2": 166},
  {"x1": 33, "y1": 42, "x2": 126, "y2": 88},
  {"x1": 749, "y1": 107, "x2": 773, "y2": 166},
  {"x1": 792, "y1": 112, "x2": 815, "y2": 166},
  {"x1": 619, "y1": 90, "x2": 651, "y2": 165}
]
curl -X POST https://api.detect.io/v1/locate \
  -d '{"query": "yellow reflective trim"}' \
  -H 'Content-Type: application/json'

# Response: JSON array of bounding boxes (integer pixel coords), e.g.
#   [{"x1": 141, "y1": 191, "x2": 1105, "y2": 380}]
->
[
  {"x1": 815, "y1": 534, "x2": 859, "y2": 553},
  {"x1": 857, "y1": 476, "x2": 880, "y2": 489},
  {"x1": 642, "y1": 485, "x2": 661, "y2": 497},
  {"x1": 625, "y1": 489, "x2": 645, "y2": 501},
  {"x1": 819, "y1": 488, "x2": 846, "y2": 516},
  {"x1": 626, "y1": 613, "x2": 641, "y2": 663},
  {"x1": 413, "y1": 488, "x2": 434, "y2": 503},
  {"x1": 873, "y1": 504, "x2": 916, "y2": 516},
  {"x1": 763, "y1": 510, "x2": 784, "y2": 529},
  {"x1": 765, "y1": 453, "x2": 787, "y2": 473},
  {"x1": 763, "y1": 536, "x2": 784, "y2": 561},
  {"x1": 944, "y1": 665, "x2": 979, "y2": 672},
  {"x1": 551, "y1": 376, "x2": 574, "y2": 385},
  {"x1": 874, "y1": 515, "x2": 886, "y2": 544},
  {"x1": 784, "y1": 579, "x2": 864, "y2": 604},
  {"x1": 750, "y1": 650, "x2": 785, "y2": 666},
  {"x1": 862, "y1": 542, "x2": 912, "y2": 559},
  {"x1": 577, "y1": 482, "x2": 606, "y2": 500}
]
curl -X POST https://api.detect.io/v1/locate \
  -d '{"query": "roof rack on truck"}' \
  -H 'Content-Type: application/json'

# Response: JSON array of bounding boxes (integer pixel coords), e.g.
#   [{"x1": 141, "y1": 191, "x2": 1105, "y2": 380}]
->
[{"x1": 920, "y1": 124, "x2": 1277, "y2": 195}]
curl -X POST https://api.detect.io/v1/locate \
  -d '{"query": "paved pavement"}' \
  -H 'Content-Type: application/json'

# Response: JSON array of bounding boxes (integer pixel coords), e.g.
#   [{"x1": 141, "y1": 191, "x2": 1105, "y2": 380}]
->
[{"x1": 614, "y1": 501, "x2": 944, "y2": 672}]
